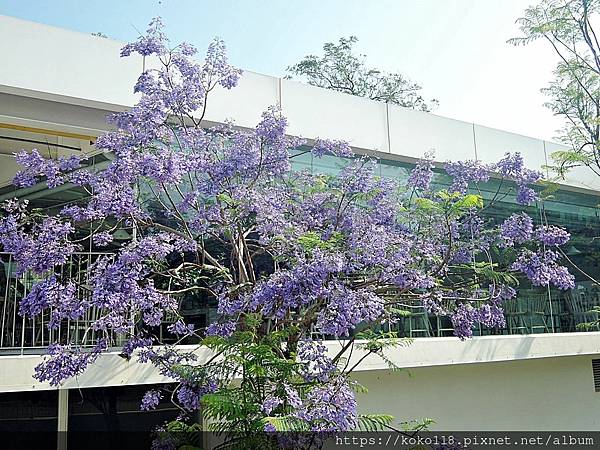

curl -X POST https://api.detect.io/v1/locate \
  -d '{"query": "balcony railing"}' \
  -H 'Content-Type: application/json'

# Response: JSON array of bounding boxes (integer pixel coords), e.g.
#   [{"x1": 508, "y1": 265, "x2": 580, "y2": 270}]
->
[
  {"x1": 0, "y1": 252, "x2": 598, "y2": 354},
  {"x1": 381, "y1": 291, "x2": 599, "y2": 338},
  {"x1": 0, "y1": 252, "x2": 118, "y2": 353}
]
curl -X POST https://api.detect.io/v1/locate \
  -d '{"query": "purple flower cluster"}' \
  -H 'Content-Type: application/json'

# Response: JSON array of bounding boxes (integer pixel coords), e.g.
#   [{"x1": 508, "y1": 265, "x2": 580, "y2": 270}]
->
[
  {"x1": 141, "y1": 389, "x2": 163, "y2": 411},
  {"x1": 316, "y1": 287, "x2": 384, "y2": 336},
  {"x1": 312, "y1": 139, "x2": 353, "y2": 158},
  {"x1": 0, "y1": 214, "x2": 76, "y2": 275},
  {"x1": 13, "y1": 149, "x2": 83, "y2": 189},
  {"x1": 444, "y1": 160, "x2": 490, "y2": 194},
  {"x1": 261, "y1": 396, "x2": 283, "y2": 415},
  {"x1": 450, "y1": 301, "x2": 506, "y2": 339},
  {"x1": 120, "y1": 17, "x2": 167, "y2": 57},
  {"x1": 205, "y1": 320, "x2": 236, "y2": 338},
  {"x1": 34, "y1": 340, "x2": 107, "y2": 386},
  {"x1": 92, "y1": 231, "x2": 113, "y2": 247},
  {"x1": 407, "y1": 153, "x2": 435, "y2": 191},
  {"x1": 295, "y1": 378, "x2": 358, "y2": 432},
  {"x1": 176, "y1": 381, "x2": 217, "y2": 411},
  {"x1": 20, "y1": 277, "x2": 82, "y2": 328},
  {"x1": 499, "y1": 213, "x2": 534, "y2": 247},
  {"x1": 122, "y1": 336, "x2": 154, "y2": 358},
  {"x1": 536, "y1": 225, "x2": 570, "y2": 247},
  {"x1": 512, "y1": 249, "x2": 575, "y2": 290},
  {"x1": 167, "y1": 320, "x2": 195, "y2": 336},
  {"x1": 89, "y1": 234, "x2": 181, "y2": 332},
  {"x1": 495, "y1": 153, "x2": 542, "y2": 205},
  {"x1": 202, "y1": 38, "x2": 242, "y2": 90},
  {"x1": 297, "y1": 340, "x2": 336, "y2": 382}
]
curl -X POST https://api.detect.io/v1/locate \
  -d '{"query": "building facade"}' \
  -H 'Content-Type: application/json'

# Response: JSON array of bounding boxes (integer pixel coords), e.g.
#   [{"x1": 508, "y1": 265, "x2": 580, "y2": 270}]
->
[{"x1": 1, "y1": 14, "x2": 600, "y2": 445}]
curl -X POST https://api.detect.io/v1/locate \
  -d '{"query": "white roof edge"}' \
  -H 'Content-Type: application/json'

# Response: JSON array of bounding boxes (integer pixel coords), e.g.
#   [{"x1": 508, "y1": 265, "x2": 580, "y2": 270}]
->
[{"x1": 0, "y1": 14, "x2": 598, "y2": 191}]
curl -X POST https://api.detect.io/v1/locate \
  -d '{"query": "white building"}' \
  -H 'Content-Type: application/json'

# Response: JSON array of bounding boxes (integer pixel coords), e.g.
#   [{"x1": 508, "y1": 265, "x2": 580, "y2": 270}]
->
[{"x1": 1, "y1": 15, "x2": 600, "y2": 442}]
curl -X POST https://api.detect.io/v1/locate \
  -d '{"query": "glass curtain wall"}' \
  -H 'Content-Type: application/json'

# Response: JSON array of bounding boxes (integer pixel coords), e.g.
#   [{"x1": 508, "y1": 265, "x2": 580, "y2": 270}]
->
[{"x1": 294, "y1": 150, "x2": 600, "y2": 337}]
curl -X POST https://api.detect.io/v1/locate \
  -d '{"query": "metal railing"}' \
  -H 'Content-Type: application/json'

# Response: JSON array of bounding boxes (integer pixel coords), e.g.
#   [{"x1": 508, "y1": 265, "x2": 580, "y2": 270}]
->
[
  {"x1": 0, "y1": 251, "x2": 599, "y2": 353},
  {"x1": 0, "y1": 252, "x2": 116, "y2": 353}
]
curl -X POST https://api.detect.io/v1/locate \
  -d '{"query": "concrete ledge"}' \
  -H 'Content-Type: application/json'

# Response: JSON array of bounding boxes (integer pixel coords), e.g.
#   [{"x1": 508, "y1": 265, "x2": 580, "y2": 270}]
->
[{"x1": 1, "y1": 332, "x2": 599, "y2": 393}]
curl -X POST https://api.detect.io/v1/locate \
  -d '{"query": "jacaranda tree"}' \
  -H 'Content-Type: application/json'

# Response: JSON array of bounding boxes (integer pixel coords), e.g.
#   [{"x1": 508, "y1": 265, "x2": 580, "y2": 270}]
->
[{"x1": 0, "y1": 18, "x2": 576, "y2": 449}]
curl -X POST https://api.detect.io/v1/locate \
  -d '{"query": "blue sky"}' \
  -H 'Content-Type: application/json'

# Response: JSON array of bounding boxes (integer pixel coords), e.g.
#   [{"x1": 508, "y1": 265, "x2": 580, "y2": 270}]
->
[{"x1": 0, "y1": 0, "x2": 563, "y2": 141}]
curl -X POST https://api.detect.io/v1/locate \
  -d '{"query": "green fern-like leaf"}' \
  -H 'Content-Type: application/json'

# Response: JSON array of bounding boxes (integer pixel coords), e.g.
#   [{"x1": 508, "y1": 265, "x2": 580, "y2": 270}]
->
[
  {"x1": 262, "y1": 415, "x2": 310, "y2": 432},
  {"x1": 357, "y1": 414, "x2": 395, "y2": 432}
]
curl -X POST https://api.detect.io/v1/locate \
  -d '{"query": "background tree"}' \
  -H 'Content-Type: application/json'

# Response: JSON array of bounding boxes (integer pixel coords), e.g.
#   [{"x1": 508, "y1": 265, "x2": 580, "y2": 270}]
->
[
  {"x1": 510, "y1": 0, "x2": 600, "y2": 178},
  {"x1": 0, "y1": 18, "x2": 575, "y2": 449},
  {"x1": 286, "y1": 36, "x2": 438, "y2": 112}
]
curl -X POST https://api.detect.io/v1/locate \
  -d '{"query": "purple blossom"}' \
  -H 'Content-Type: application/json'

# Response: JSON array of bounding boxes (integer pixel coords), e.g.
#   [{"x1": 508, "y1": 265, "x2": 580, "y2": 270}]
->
[
  {"x1": 516, "y1": 186, "x2": 537, "y2": 205},
  {"x1": 444, "y1": 160, "x2": 490, "y2": 193},
  {"x1": 536, "y1": 225, "x2": 570, "y2": 247},
  {"x1": 294, "y1": 378, "x2": 358, "y2": 432},
  {"x1": 205, "y1": 320, "x2": 236, "y2": 337},
  {"x1": 407, "y1": 153, "x2": 435, "y2": 191},
  {"x1": 177, "y1": 384, "x2": 200, "y2": 411},
  {"x1": 13, "y1": 150, "x2": 83, "y2": 189},
  {"x1": 20, "y1": 277, "x2": 82, "y2": 328},
  {"x1": 120, "y1": 17, "x2": 167, "y2": 57},
  {"x1": 176, "y1": 381, "x2": 217, "y2": 411},
  {"x1": 202, "y1": 38, "x2": 242, "y2": 90},
  {"x1": 122, "y1": 336, "x2": 154, "y2": 358},
  {"x1": 512, "y1": 249, "x2": 575, "y2": 290},
  {"x1": 499, "y1": 213, "x2": 534, "y2": 247},
  {"x1": 297, "y1": 340, "x2": 336, "y2": 382},
  {"x1": 283, "y1": 384, "x2": 303, "y2": 409},
  {"x1": 263, "y1": 423, "x2": 277, "y2": 433},
  {"x1": 450, "y1": 303, "x2": 476, "y2": 339},
  {"x1": 0, "y1": 215, "x2": 75, "y2": 275},
  {"x1": 316, "y1": 287, "x2": 384, "y2": 336},
  {"x1": 312, "y1": 139, "x2": 353, "y2": 158},
  {"x1": 495, "y1": 152, "x2": 542, "y2": 205},
  {"x1": 167, "y1": 320, "x2": 195, "y2": 336},
  {"x1": 92, "y1": 231, "x2": 113, "y2": 247},
  {"x1": 261, "y1": 396, "x2": 283, "y2": 414},
  {"x1": 34, "y1": 340, "x2": 107, "y2": 386},
  {"x1": 474, "y1": 303, "x2": 506, "y2": 329},
  {"x1": 141, "y1": 389, "x2": 163, "y2": 411}
]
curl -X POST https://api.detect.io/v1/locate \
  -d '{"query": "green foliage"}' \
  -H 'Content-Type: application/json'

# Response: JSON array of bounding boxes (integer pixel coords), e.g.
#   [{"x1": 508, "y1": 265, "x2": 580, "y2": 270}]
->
[
  {"x1": 357, "y1": 414, "x2": 395, "y2": 432},
  {"x1": 414, "y1": 197, "x2": 441, "y2": 213},
  {"x1": 297, "y1": 231, "x2": 345, "y2": 251},
  {"x1": 537, "y1": 179, "x2": 562, "y2": 199},
  {"x1": 400, "y1": 417, "x2": 436, "y2": 432},
  {"x1": 262, "y1": 415, "x2": 310, "y2": 432},
  {"x1": 452, "y1": 261, "x2": 520, "y2": 286},
  {"x1": 152, "y1": 421, "x2": 203, "y2": 450},
  {"x1": 452, "y1": 193, "x2": 484, "y2": 211},
  {"x1": 414, "y1": 191, "x2": 484, "y2": 221}
]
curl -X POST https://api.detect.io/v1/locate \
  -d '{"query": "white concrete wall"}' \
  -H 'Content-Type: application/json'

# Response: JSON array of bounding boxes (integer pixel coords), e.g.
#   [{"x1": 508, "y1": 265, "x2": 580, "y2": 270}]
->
[
  {"x1": 355, "y1": 355, "x2": 600, "y2": 430},
  {"x1": 0, "y1": 15, "x2": 141, "y2": 110},
  {"x1": 4, "y1": 341, "x2": 598, "y2": 431},
  {"x1": 1, "y1": 15, "x2": 598, "y2": 193}
]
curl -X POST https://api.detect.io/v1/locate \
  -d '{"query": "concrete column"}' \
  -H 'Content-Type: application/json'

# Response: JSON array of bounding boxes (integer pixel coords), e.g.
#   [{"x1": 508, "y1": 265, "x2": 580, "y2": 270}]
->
[{"x1": 57, "y1": 389, "x2": 69, "y2": 450}]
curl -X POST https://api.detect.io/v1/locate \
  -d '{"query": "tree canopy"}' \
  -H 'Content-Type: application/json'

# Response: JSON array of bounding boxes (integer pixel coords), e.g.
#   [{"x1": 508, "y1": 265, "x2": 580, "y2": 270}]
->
[
  {"x1": 0, "y1": 17, "x2": 576, "y2": 449},
  {"x1": 511, "y1": 0, "x2": 600, "y2": 178},
  {"x1": 286, "y1": 36, "x2": 438, "y2": 111}
]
